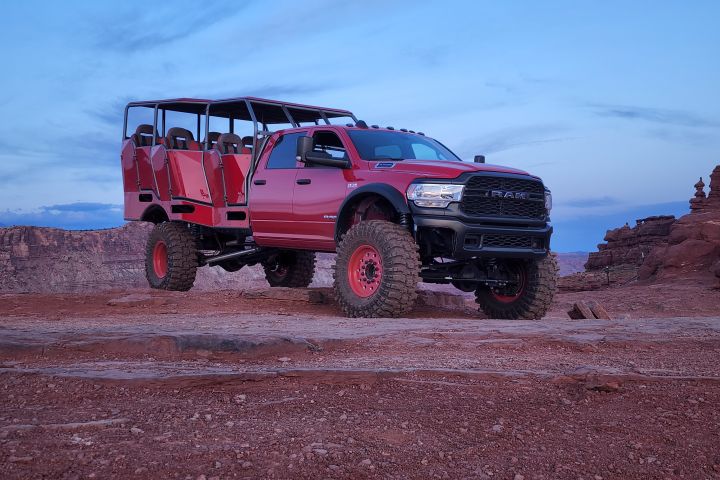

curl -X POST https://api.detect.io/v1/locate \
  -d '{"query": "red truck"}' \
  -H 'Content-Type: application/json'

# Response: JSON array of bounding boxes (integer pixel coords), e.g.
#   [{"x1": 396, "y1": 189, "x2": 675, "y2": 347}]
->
[{"x1": 120, "y1": 97, "x2": 556, "y2": 319}]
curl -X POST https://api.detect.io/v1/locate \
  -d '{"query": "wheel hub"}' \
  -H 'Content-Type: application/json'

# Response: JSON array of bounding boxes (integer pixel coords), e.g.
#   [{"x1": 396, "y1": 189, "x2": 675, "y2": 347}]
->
[
  {"x1": 152, "y1": 241, "x2": 168, "y2": 279},
  {"x1": 348, "y1": 245, "x2": 383, "y2": 298}
]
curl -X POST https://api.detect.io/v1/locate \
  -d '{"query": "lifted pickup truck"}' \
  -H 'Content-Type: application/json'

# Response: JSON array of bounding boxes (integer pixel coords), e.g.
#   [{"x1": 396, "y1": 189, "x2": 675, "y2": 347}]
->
[{"x1": 120, "y1": 97, "x2": 557, "y2": 319}]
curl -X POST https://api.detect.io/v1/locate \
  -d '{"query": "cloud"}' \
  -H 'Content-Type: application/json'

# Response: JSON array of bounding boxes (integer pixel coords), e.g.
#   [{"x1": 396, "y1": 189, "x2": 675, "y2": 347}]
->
[
  {"x1": 458, "y1": 125, "x2": 576, "y2": 156},
  {"x1": 94, "y1": 1, "x2": 250, "y2": 53},
  {"x1": 0, "y1": 203, "x2": 124, "y2": 230},
  {"x1": 590, "y1": 103, "x2": 718, "y2": 128}
]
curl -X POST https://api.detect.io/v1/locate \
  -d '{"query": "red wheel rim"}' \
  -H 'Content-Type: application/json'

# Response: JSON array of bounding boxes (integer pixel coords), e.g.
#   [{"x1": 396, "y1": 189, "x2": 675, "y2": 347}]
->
[
  {"x1": 347, "y1": 245, "x2": 383, "y2": 298},
  {"x1": 153, "y1": 241, "x2": 168, "y2": 279},
  {"x1": 491, "y1": 265, "x2": 527, "y2": 303}
]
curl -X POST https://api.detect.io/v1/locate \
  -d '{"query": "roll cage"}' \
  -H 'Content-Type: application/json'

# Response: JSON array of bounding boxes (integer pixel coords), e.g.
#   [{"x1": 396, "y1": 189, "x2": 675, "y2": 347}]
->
[{"x1": 122, "y1": 96, "x2": 357, "y2": 168}]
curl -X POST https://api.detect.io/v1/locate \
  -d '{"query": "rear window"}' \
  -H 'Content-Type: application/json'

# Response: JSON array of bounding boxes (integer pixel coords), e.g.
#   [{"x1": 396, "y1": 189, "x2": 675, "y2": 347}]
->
[{"x1": 348, "y1": 130, "x2": 460, "y2": 161}]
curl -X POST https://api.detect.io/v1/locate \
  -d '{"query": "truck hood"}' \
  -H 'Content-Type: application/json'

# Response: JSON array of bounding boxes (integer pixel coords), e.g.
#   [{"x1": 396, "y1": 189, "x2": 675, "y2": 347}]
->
[{"x1": 371, "y1": 160, "x2": 534, "y2": 180}]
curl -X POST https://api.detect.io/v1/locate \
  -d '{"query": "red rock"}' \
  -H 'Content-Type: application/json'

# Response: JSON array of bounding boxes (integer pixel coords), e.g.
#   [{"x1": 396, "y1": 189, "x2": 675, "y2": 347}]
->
[{"x1": 567, "y1": 301, "x2": 595, "y2": 320}]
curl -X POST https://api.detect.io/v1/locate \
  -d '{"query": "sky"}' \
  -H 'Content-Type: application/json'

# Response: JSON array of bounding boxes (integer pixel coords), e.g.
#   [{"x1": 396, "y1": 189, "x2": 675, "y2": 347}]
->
[{"x1": 0, "y1": 0, "x2": 718, "y2": 251}]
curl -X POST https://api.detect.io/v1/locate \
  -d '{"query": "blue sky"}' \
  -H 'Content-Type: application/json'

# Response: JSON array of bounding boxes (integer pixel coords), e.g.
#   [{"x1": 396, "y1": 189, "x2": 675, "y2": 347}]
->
[{"x1": 0, "y1": 0, "x2": 718, "y2": 251}]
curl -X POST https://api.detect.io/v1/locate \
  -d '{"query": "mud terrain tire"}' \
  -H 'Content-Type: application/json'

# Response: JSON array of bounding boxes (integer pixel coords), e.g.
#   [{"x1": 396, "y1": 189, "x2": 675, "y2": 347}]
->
[
  {"x1": 334, "y1": 220, "x2": 420, "y2": 318},
  {"x1": 145, "y1": 222, "x2": 198, "y2": 291},
  {"x1": 475, "y1": 255, "x2": 558, "y2": 319},
  {"x1": 262, "y1": 251, "x2": 316, "y2": 288}
]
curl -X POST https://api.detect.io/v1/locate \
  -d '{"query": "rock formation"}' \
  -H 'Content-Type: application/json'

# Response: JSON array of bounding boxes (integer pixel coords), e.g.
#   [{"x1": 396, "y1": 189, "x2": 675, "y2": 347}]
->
[
  {"x1": 584, "y1": 216, "x2": 675, "y2": 271},
  {"x1": 561, "y1": 163, "x2": 720, "y2": 291},
  {"x1": 0, "y1": 223, "x2": 334, "y2": 293}
]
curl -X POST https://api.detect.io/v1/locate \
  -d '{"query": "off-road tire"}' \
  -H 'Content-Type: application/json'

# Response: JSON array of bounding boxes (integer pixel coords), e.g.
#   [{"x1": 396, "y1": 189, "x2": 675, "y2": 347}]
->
[
  {"x1": 145, "y1": 222, "x2": 198, "y2": 291},
  {"x1": 475, "y1": 255, "x2": 558, "y2": 319},
  {"x1": 334, "y1": 220, "x2": 420, "y2": 318},
  {"x1": 262, "y1": 251, "x2": 316, "y2": 288}
]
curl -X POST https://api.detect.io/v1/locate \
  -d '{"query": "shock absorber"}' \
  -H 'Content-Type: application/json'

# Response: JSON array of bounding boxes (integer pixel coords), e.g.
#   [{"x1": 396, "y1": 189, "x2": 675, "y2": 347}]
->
[{"x1": 398, "y1": 213, "x2": 412, "y2": 230}]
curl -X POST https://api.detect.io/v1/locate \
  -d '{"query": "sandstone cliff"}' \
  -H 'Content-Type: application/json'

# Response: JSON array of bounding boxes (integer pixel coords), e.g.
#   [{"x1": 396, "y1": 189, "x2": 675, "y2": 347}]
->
[{"x1": 561, "y1": 163, "x2": 720, "y2": 291}]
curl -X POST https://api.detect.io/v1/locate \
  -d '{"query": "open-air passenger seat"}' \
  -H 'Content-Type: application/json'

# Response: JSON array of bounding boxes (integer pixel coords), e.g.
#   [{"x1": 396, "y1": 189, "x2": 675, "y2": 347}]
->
[
  {"x1": 131, "y1": 124, "x2": 156, "y2": 147},
  {"x1": 165, "y1": 127, "x2": 200, "y2": 150},
  {"x1": 213, "y1": 133, "x2": 252, "y2": 204}
]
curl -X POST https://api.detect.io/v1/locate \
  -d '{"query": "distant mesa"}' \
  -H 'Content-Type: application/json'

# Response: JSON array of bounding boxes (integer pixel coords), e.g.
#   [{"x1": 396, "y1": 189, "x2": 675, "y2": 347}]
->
[{"x1": 561, "y1": 162, "x2": 720, "y2": 291}]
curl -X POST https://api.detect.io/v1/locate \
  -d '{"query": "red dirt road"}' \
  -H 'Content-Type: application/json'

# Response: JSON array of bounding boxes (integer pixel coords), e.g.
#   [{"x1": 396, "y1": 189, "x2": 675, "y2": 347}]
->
[{"x1": 1, "y1": 284, "x2": 720, "y2": 479}]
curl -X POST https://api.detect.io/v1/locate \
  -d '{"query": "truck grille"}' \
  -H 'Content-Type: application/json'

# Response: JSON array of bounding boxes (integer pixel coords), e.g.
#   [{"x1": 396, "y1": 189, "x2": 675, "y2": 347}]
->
[
  {"x1": 461, "y1": 175, "x2": 546, "y2": 219},
  {"x1": 464, "y1": 234, "x2": 542, "y2": 250}
]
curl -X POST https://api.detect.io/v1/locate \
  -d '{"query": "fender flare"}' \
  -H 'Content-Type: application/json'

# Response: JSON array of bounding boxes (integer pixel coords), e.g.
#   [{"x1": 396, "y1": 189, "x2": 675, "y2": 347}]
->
[
  {"x1": 334, "y1": 183, "x2": 410, "y2": 242},
  {"x1": 140, "y1": 204, "x2": 169, "y2": 224}
]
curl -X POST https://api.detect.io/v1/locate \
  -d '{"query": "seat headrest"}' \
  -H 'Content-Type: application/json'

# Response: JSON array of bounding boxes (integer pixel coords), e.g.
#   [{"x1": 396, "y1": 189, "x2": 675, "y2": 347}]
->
[
  {"x1": 215, "y1": 133, "x2": 244, "y2": 154},
  {"x1": 132, "y1": 124, "x2": 157, "y2": 147},
  {"x1": 204, "y1": 131, "x2": 221, "y2": 147},
  {"x1": 242, "y1": 136, "x2": 254, "y2": 148},
  {"x1": 166, "y1": 127, "x2": 195, "y2": 150}
]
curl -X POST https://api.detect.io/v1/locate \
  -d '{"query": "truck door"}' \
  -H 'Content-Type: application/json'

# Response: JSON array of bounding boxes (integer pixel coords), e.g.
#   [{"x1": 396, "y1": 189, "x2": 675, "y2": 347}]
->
[
  {"x1": 291, "y1": 129, "x2": 352, "y2": 250},
  {"x1": 248, "y1": 132, "x2": 303, "y2": 246}
]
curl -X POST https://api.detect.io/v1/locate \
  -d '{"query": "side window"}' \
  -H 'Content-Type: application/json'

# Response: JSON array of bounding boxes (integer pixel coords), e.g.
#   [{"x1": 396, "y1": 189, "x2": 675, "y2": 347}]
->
[
  {"x1": 267, "y1": 132, "x2": 303, "y2": 169},
  {"x1": 311, "y1": 131, "x2": 347, "y2": 160},
  {"x1": 411, "y1": 143, "x2": 445, "y2": 160}
]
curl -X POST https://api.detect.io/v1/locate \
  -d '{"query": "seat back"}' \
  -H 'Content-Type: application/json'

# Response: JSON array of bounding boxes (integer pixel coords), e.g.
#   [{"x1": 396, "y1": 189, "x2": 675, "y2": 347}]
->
[
  {"x1": 204, "y1": 131, "x2": 221, "y2": 149},
  {"x1": 131, "y1": 124, "x2": 156, "y2": 147},
  {"x1": 215, "y1": 133, "x2": 250, "y2": 154},
  {"x1": 165, "y1": 127, "x2": 199, "y2": 150}
]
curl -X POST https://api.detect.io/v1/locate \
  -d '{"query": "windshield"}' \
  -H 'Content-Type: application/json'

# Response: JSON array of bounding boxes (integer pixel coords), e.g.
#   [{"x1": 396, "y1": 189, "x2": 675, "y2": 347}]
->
[{"x1": 347, "y1": 130, "x2": 460, "y2": 161}]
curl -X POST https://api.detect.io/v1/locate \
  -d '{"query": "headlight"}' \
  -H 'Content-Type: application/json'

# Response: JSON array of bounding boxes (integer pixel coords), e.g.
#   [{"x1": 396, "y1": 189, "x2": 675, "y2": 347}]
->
[
  {"x1": 406, "y1": 183, "x2": 464, "y2": 208},
  {"x1": 544, "y1": 188, "x2": 552, "y2": 213}
]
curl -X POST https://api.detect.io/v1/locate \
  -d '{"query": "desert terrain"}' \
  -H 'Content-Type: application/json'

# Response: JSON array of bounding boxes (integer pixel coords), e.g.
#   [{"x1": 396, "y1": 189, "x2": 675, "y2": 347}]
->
[
  {"x1": 2, "y1": 277, "x2": 720, "y2": 479},
  {"x1": 2, "y1": 169, "x2": 720, "y2": 479}
]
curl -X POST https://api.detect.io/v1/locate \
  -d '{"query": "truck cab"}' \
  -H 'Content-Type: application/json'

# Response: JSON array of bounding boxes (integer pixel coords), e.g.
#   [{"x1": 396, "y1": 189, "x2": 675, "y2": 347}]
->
[{"x1": 120, "y1": 97, "x2": 557, "y2": 319}]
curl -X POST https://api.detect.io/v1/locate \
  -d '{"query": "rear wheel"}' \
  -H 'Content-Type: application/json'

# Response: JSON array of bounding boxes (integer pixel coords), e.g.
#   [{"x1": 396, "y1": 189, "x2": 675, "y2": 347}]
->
[
  {"x1": 262, "y1": 251, "x2": 316, "y2": 288},
  {"x1": 145, "y1": 222, "x2": 198, "y2": 291},
  {"x1": 334, "y1": 220, "x2": 420, "y2": 318},
  {"x1": 474, "y1": 255, "x2": 557, "y2": 319}
]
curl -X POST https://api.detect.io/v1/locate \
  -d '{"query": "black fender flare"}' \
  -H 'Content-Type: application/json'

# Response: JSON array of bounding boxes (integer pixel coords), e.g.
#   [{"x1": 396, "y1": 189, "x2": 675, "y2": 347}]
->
[
  {"x1": 140, "y1": 204, "x2": 169, "y2": 224},
  {"x1": 334, "y1": 183, "x2": 410, "y2": 242}
]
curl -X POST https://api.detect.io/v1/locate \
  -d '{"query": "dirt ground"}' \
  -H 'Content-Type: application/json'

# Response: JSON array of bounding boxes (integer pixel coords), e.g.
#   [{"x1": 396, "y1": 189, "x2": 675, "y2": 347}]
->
[{"x1": 1, "y1": 283, "x2": 720, "y2": 479}]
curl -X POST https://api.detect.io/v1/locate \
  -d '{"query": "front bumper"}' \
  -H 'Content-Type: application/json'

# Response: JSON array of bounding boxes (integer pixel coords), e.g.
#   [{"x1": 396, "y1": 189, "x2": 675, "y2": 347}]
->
[{"x1": 412, "y1": 212, "x2": 552, "y2": 260}]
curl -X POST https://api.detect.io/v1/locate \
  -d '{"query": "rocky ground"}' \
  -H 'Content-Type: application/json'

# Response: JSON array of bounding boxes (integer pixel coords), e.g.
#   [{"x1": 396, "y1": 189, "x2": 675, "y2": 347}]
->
[{"x1": 2, "y1": 283, "x2": 720, "y2": 479}]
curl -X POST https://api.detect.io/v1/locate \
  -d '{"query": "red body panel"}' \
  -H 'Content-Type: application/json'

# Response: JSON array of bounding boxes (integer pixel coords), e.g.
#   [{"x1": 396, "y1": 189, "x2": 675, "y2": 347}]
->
[
  {"x1": 222, "y1": 154, "x2": 252, "y2": 204},
  {"x1": 167, "y1": 150, "x2": 210, "y2": 202},
  {"x1": 122, "y1": 123, "x2": 537, "y2": 248}
]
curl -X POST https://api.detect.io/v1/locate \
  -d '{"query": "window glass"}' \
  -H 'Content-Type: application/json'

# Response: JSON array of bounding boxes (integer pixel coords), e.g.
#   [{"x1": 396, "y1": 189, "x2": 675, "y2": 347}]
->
[
  {"x1": 411, "y1": 143, "x2": 442, "y2": 160},
  {"x1": 312, "y1": 131, "x2": 347, "y2": 160},
  {"x1": 267, "y1": 132, "x2": 303, "y2": 169},
  {"x1": 348, "y1": 130, "x2": 460, "y2": 161},
  {"x1": 374, "y1": 144, "x2": 402, "y2": 159}
]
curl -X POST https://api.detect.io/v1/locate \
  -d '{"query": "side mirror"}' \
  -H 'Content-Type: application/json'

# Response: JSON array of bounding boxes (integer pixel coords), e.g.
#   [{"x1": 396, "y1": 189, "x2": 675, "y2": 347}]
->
[
  {"x1": 474, "y1": 155, "x2": 486, "y2": 164},
  {"x1": 296, "y1": 135, "x2": 350, "y2": 168},
  {"x1": 296, "y1": 135, "x2": 314, "y2": 162}
]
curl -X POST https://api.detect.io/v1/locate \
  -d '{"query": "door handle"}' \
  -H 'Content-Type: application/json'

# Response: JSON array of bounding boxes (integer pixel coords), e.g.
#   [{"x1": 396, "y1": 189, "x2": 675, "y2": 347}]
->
[
  {"x1": 253, "y1": 179, "x2": 266, "y2": 185},
  {"x1": 296, "y1": 178, "x2": 311, "y2": 185}
]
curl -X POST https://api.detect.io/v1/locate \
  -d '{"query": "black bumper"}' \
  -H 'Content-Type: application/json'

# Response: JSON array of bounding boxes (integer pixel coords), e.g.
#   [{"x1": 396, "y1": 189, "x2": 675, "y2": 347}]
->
[{"x1": 412, "y1": 213, "x2": 552, "y2": 260}]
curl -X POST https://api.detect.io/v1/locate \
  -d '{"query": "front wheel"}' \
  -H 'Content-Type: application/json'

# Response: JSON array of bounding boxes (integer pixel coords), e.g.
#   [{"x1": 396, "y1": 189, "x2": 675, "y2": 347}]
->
[
  {"x1": 145, "y1": 222, "x2": 198, "y2": 291},
  {"x1": 475, "y1": 255, "x2": 558, "y2": 319},
  {"x1": 334, "y1": 220, "x2": 420, "y2": 318}
]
